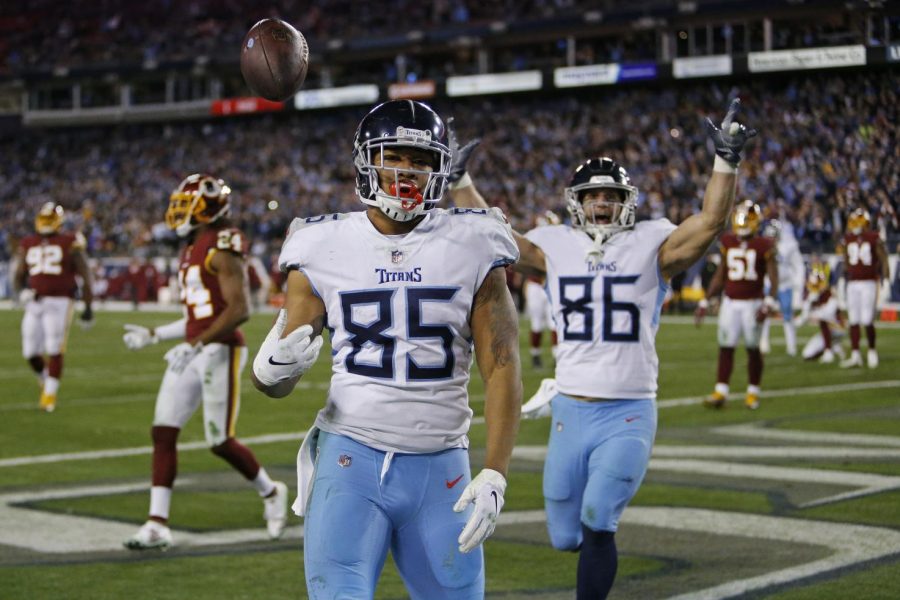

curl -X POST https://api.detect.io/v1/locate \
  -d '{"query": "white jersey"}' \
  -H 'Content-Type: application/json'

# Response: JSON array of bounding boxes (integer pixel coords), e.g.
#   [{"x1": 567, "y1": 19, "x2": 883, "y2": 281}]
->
[
  {"x1": 279, "y1": 208, "x2": 518, "y2": 453},
  {"x1": 525, "y1": 219, "x2": 676, "y2": 399},
  {"x1": 775, "y1": 233, "x2": 804, "y2": 291}
]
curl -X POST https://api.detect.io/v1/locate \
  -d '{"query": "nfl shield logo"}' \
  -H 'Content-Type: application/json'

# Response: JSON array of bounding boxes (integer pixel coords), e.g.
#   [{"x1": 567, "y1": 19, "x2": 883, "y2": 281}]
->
[
  {"x1": 391, "y1": 250, "x2": 403, "y2": 264},
  {"x1": 338, "y1": 454, "x2": 352, "y2": 468}
]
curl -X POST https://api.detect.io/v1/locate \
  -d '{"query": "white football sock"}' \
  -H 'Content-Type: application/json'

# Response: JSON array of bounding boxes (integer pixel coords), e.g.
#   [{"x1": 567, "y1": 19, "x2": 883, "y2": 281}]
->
[
  {"x1": 150, "y1": 486, "x2": 172, "y2": 521},
  {"x1": 783, "y1": 322, "x2": 797, "y2": 355},
  {"x1": 43, "y1": 377, "x2": 60, "y2": 396},
  {"x1": 253, "y1": 467, "x2": 276, "y2": 497}
]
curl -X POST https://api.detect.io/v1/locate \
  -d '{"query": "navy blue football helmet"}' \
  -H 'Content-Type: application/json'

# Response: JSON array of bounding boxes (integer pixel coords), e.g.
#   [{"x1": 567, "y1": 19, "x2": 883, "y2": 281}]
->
[
  {"x1": 565, "y1": 157, "x2": 638, "y2": 239},
  {"x1": 352, "y1": 100, "x2": 452, "y2": 222}
]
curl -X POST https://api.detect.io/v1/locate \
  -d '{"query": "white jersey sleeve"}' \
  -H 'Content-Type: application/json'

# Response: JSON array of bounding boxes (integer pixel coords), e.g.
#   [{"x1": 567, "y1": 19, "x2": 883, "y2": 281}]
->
[
  {"x1": 280, "y1": 208, "x2": 517, "y2": 454},
  {"x1": 279, "y1": 213, "x2": 352, "y2": 275},
  {"x1": 528, "y1": 219, "x2": 676, "y2": 399},
  {"x1": 459, "y1": 206, "x2": 519, "y2": 289}
]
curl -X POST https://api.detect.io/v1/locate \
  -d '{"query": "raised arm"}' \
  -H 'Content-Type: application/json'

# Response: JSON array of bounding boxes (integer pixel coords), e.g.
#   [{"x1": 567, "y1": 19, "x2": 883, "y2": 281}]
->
[
  {"x1": 251, "y1": 269, "x2": 327, "y2": 398},
  {"x1": 658, "y1": 99, "x2": 757, "y2": 281}
]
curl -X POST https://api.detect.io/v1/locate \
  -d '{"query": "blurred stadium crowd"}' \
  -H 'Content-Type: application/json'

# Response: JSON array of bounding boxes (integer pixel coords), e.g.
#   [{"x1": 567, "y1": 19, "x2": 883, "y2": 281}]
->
[
  {"x1": 0, "y1": 0, "x2": 877, "y2": 83},
  {"x1": 1, "y1": 70, "x2": 898, "y2": 266}
]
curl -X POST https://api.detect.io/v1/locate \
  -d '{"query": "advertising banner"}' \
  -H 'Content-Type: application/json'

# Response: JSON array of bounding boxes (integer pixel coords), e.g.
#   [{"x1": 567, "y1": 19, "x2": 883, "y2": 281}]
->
[
  {"x1": 294, "y1": 85, "x2": 380, "y2": 110},
  {"x1": 748, "y1": 45, "x2": 866, "y2": 72},
  {"x1": 673, "y1": 55, "x2": 733, "y2": 79},
  {"x1": 446, "y1": 71, "x2": 542, "y2": 96}
]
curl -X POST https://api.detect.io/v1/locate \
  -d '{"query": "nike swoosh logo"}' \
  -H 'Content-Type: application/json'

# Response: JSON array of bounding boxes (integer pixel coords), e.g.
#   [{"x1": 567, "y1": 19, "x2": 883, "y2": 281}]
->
[
  {"x1": 268, "y1": 356, "x2": 297, "y2": 366},
  {"x1": 446, "y1": 475, "x2": 464, "y2": 489},
  {"x1": 625, "y1": 416, "x2": 640, "y2": 423},
  {"x1": 490, "y1": 490, "x2": 499, "y2": 512}
]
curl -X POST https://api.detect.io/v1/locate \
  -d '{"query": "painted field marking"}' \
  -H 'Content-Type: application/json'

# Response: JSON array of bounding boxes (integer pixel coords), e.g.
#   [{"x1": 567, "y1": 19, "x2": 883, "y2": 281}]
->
[
  {"x1": 0, "y1": 432, "x2": 305, "y2": 468},
  {"x1": 0, "y1": 380, "x2": 330, "y2": 413},
  {"x1": 499, "y1": 509, "x2": 900, "y2": 599},
  {"x1": 512, "y1": 443, "x2": 900, "y2": 508},
  {"x1": 711, "y1": 422, "x2": 900, "y2": 447},
  {"x1": 656, "y1": 379, "x2": 900, "y2": 409},
  {"x1": 3, "y1": 380, "x2": 898, "y2": 468},
  {"x1": 634, "y1": 507, "x2": 900, "y2": 600}
]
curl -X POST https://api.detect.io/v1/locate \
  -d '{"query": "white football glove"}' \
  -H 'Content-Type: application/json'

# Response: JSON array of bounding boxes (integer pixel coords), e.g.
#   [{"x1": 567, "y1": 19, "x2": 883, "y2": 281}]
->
[
  {"x1": 453, "y1": 468, "x2": 506, "y2": 553},
  {"x1": 522, "y1": 378, "x2": 556, "y2": 419},
  {"x1": 123, "y1": 324, "x2": 158, "y2": 350},
  {"x1": 253, "y1": 321, "x2": 324, "y2": 386},
  {"x1": 164, "y1": 342, "x2": 202, "y2": 374},
  {"x1": 18, "y1": 288, "x2": 35, "y2": 305}
]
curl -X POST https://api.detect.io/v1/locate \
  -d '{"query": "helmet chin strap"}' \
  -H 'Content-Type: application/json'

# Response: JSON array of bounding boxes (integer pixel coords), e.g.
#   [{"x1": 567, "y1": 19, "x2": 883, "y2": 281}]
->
[{"x1": 585, "y1": 229, "x2": 616, "y2": 266}]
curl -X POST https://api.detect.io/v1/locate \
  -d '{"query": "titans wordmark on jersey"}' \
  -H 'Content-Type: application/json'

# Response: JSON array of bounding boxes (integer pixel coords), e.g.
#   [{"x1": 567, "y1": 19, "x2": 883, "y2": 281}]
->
[
  {"x1": 279, "y1": 208, "x2": 518, "y2": 454},
  {"x1": 526, "y1": 219, "x2": 676, "y2": 399}
]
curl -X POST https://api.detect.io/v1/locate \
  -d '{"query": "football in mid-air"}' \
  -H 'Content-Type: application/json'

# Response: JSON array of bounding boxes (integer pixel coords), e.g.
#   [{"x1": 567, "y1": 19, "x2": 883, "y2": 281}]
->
[{"x1": 240, "y1": 18, "x2": 309, "y2": 102}]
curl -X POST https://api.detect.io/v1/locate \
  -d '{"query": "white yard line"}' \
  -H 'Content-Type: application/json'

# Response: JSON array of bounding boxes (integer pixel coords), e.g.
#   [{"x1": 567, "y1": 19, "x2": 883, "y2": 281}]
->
[
  {"x1": 0, "y1": 432, "x2": 305, "y2": 468},
  {"x1": 0, "y1": 380, "x2": 331, "y2": 412},
  {"x1": 657, "y1": 379, "x2": 900, "y2": 408},
  {"x1": 5, "y1": 491, "x2": 900, "y2": 600},
  {"x1": 638, "y1": 508, "x2": 900, "y2": 600},
  {"x1": 0, "y1": 478, "x2": 308, "y2": 553},
  {"x1": 711, "y1": 423, "x2": 900, "y2": 447},
  {"x1": 657, "y1": 314, "x2": 900, "y2": 329},
  {"x1": 498, "y1": 506, "x2": 900, "y2": 592},
  {"x1": 512, "y1": 443, "x2": 900, "y2": 507}
]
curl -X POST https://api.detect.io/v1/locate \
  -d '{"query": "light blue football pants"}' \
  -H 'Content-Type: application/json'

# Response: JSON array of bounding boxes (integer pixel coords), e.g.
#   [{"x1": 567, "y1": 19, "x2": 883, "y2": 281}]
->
[
  {"x1": 543, "y1": 394, "x2": 657, "y2": 550},
  {"x1": 304, "y1": 431, "x2": 483, "y2": 600}
]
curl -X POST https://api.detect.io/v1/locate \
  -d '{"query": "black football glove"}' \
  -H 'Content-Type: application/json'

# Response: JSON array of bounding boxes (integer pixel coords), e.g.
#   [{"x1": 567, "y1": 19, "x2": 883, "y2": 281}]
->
[
  {"x1": 447, "y1": 117, "x2": 481, "y2": 184},
  {"x1": 705, "y1": 98, "x2": 757, "y2": 166},
  {"x1": 79, "y1": 305, "x2": 94, "y2": 331}
]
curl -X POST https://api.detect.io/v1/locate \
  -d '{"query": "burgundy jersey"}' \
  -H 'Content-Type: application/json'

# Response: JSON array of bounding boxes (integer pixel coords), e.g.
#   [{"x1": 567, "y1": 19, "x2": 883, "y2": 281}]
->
[
  {"x1": 20, "y1": 232, "x2": 85, "y2": 298},
  {"x1": 179, "y1": 226, "x2": 248, "y2": 346},
  {"x1": 720, "y1": 232, "x2": 774, "y2": 300},
  {"x1": 842, "y1": 231, "x2": 881, "y2": 281},
  {"x1": 809, "y1": 288, "x2": 832, "y2": 309}
]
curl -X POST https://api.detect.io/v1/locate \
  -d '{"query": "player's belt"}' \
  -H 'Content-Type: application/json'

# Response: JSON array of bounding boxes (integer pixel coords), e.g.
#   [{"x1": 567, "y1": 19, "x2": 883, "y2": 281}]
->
[{"x1": 568, "y1": 394, "x2": 616, "y2": 403}]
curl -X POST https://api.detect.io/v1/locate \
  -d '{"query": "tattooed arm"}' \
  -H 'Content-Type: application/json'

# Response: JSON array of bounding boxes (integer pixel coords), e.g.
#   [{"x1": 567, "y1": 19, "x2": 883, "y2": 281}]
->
[{"x1": 471, "y1": 266, "x2": 522, "y2": 476}]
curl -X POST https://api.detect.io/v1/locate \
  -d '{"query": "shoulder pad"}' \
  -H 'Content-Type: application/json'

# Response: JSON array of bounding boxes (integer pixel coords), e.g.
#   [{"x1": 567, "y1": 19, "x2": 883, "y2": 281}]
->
[
  {"x1": 286, "y1": 213, "x2": 351, "y2": 238},
  {"x1": 449, "y1": 207, "x2": 509, "y2": 224}
]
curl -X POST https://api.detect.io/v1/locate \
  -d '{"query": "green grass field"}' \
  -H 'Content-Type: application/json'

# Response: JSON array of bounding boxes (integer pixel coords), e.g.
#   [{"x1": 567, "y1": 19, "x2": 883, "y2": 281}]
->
[{"x1": 1, "y1": 308, "x2": 898, "y2": 599}]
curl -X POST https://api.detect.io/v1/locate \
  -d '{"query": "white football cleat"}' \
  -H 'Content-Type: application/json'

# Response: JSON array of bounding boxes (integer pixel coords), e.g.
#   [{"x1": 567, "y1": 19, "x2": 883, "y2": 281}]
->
[
  {"x1": 264, "y1": 481, "x2": 289, "y2": 539},
  {"x1": 840, "y1": 351, "x2": 862, "y2": 369},
  {"x1": 867, "y1": 349, "x2": 879, "y2": 369},
  {"x1": 521, "y1": 378, "x2": 557, "y2": 419},
  {"x1": 124, "y1": 520, "x2": 173, "y2": 551},
  {"x1": 819, "y1": 348, "x2": 835, "y2": 364}
]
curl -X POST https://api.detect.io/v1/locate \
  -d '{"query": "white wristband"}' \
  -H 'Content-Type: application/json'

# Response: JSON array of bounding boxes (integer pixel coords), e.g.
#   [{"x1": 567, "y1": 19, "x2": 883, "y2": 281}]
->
[
  {"x1": 698, "y1": 298, "x2": 709, "y2": 309},
  {"x1": 154, "y1": 318, "x2": 187, "y2": 341},
  {"x1": 449, "y1": 172, "x2": 473, "y2": 190},
  {"x1": 713, "y1": 155, "x2": 739, "y2": 174}
]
